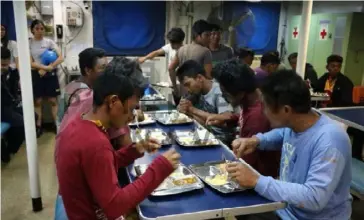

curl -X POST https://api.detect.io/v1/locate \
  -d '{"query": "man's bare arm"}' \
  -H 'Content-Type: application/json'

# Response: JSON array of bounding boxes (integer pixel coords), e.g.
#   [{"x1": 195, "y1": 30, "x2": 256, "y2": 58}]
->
[
  {"x1": 168, "y1": 56, "x2": 180, "y2": 88},
  {"x1": 138, "y1": 49, "x2": 165, "y2": 64}
]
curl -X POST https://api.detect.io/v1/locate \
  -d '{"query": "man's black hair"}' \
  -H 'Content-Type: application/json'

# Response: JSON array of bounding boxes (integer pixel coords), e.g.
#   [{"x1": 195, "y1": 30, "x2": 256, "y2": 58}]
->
[
  {"x1": 192, "y1": 20, "x2": 212, "y2": 40},
  {"x1": 79, "y1": 48, "x2": 106, "y2": 76},
  {"x1": 260, "y1": 70, "x2": 311, "y2": 113},
  {"x1": 176, "y1": 60, "x2": 206, "y2": 82},
  {"x1": 105, "y1": 57, "x2": 148, "y2": 95},
  {"x1": 234, "y1": 47, "x2": 255, "y2": 59},
  {"x1": 288, "y1": 52, "x2": 298, "y2": 62},
  {"x1": 166, "y1": 28, "x2": 185, "y2": 44},
  {"x1": 268, "y1": 50, "x2": 279, "y2": 57},
  {"x1": 210, "y1": 23, "x2": 222, "y2": 32},
  {"x1": 327, "y1": 54, "x2": 343, "y2": 65},
  {"x1": 260, "y1": 52, "x2": 280, "y2": 66},
  {"x1": 213, "y1": 59, "x2": 256, "y2": 96},
  {"x1": 1, "y1": 47, "x2": 11, "y2": 60},
  {"x1": 93, "y1": 73, "x2": 134, "y2": 107}
]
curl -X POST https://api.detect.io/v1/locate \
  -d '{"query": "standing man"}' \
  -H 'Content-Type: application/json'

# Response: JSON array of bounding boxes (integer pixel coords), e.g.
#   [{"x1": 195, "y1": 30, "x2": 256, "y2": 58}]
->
[
  {"x1": 138, "y1": 28, "x2": 185, "y2": 67},
  {"x1": 227, "y1": 70, "x2": 352, "y2": 220},
  {"x1": 288, "y1": 52, "x2": 318, "y2": 89},
  {"x1": 169, "y1": 20, "x2": 213, "y2": 104},
  {"x1": 209, "y1": 24, "x2": 234, "y2": 67},
  {"x1": 254, "y1": 52, "x2": 280, "y2": 86},
  {"x1": 206, "y1": 60, "x2": 280, "y2": 177}
]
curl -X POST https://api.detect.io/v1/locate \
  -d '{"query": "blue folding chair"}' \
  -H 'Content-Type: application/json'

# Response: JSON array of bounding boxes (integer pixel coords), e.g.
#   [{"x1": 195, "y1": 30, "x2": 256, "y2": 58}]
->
[{"x1": 1, "y1": 122, "x2": 10, "y2": 136}]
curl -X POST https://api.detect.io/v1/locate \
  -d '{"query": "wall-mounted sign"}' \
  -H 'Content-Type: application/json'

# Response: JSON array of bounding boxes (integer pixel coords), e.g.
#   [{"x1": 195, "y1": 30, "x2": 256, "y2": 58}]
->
[
  {"x1": 319, "y1": 20, "x2": 330, "y2": 40},
  {"x1": 292, "y1": 26, "x2": 299, "y2": 40}
]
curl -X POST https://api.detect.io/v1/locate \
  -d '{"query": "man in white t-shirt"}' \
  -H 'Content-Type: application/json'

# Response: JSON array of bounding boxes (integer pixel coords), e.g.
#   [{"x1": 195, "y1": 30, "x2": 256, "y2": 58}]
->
[
  {"x1": 138, "y1": 28, "x2": 185, "y2": 67},
  {"x1": 138, "y1": 28, "x2": 185, "y2": 103}
]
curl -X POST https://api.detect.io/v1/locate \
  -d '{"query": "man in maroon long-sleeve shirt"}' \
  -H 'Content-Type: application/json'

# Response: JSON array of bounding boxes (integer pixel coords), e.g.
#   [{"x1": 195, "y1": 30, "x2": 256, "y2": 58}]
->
[
  {"x1": 207, "y1": 60, "x2": 280, "y2": 177},
  {"x1": 56, "y1": 73, "x2": 181, "y2": 220}
]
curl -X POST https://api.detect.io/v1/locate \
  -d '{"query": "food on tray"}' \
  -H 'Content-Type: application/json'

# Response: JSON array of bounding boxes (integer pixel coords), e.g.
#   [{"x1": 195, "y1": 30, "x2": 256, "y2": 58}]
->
[
  {"x1": 150, "y1": 131, "x2": 166, "y2": 141},
  {"x1": 218, "y1": 163, "x2": 227, "y2": 172},
  {"x1": 142, "y1": 94, "x2": 164, "y2": 100},
  {"x1": 135, "y1": 128, "x2": 141, "y2": 134},
  {"x1": 177, "y1": 136, "x2": 219, "y2": 146},
  {"x1": 169, "y1": 112, "x2": 190, "y2": 123},
  {"x1": 160, "y1": 112, "x2": 192, "y2": 124},
  {"x1": 135, "y1": 164, "x2": 202, "y2": 195},
  {"x1": 133, "y1": 129, "x2": 168, "y2": 143},
  {"x1": 172, "y1": 176, "x2": 198, "y2": 186},
  {"x1": 135, "y1": 109, "x2": 145, "y2": 122},
  {"x1": 310, "y1": 91, "x2": 329, "y2": 97},
  {"x1": 205, "y1": 173, "x2": 228, "y2": 186}
]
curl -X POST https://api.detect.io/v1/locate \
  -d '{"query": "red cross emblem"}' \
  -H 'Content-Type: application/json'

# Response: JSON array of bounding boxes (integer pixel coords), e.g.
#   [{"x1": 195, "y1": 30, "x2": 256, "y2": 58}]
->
[
  {"x1": 293, "y1": 27, "x2": 298, "y2": 38},
  {"x1": 320, "y1": 29, "x2": 327, "y2": 39}
]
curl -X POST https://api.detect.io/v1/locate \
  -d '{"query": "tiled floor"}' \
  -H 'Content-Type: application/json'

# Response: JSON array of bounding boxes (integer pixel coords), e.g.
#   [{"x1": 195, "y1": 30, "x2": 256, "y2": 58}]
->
[
  {"x1": 1, "y1": 132, "x2": 364, "y2": 220},
  {"x1": 1, "y1": 132, "x2": 57, "y2": 220}
]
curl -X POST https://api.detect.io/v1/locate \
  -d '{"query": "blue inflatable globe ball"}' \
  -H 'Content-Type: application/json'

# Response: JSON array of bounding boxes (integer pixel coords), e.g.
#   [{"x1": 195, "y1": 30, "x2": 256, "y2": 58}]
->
[{"x1": 40, "y1": 49, "x2": 58, "y2": 66}]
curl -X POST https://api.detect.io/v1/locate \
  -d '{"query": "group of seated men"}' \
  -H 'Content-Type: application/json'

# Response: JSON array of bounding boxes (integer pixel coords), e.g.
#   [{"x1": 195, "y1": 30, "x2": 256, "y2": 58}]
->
[
  {"x1": 54, "y1": 41, "x2": 353, "y2": 220},
  {"x1": 1, "y1": 18, "x2": 357, "y2": 220}
]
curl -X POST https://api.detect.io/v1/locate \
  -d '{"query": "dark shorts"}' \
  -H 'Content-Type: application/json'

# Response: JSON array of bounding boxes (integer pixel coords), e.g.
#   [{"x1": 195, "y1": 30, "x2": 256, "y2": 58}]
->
[{"x1": 32, "y1": 69, "x2": 60, "y2": 99}]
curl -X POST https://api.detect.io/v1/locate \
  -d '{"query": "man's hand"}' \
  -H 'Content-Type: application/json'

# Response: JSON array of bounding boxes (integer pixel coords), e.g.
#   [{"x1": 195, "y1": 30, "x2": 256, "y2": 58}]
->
[
  {"x1": 178, "y1": 99, "x2": 192, "y2": 114},
  {"x1": 38, "y1": 69, "x2": 47, "y2": 77},
  {"x1": 177, "y1": 104, "x2": 188, "y2": 114},
  {"x1": 231, "y1": 136, "x2": 259, "y2": 158},
  {"x1": 138, "y1": 57, "x2": 147, "y2": 64},
  {"x1": 226, "y1": 162, "x2": 259, "y2": 188},
  {"x1": 44, "y1": 65, "x2": 54, "y2": 72},
  {"x1": 206, "y1": 114, "x2": 227, "y2": 126},
  {"x1": 135, "y1": 138, "x2": 161, "y2": 154},
  {"x1": 162, "y1": 148, "x2": 181, "y2": 169}
]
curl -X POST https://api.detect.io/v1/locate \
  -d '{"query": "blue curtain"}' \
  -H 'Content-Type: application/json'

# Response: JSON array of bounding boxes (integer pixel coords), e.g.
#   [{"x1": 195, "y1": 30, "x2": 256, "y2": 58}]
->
[
  {"x1": 1, "y1": 1, "x2": 16, "y2": 41},
  {"x1": 225, "y1": 2, "x2": 281, "y2": 55},
  {"x1": 93, "y1": 1, "x2": 166, "y2": 56}
]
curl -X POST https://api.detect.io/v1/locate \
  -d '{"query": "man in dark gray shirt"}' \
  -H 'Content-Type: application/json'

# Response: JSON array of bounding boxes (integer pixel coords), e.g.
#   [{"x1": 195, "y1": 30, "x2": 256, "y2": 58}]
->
[
  {"x1": 169, "y1": 20, "x2": 213, "y2": 104},
  {"x1": 209, "y1": 24, "x2": 234, "y2": 67}
]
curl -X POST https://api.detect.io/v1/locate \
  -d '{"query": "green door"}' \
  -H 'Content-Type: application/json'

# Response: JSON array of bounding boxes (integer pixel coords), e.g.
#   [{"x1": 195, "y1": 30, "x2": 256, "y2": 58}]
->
[{"x1": 311, "y1": 14, "x2": 336, "y2": 76}]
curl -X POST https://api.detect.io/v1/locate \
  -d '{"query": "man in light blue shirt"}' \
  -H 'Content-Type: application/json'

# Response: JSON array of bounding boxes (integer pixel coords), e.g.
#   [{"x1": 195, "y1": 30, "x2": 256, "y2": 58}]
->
[{"x1": 227, "y1": 70, "x2": 352, "y2": 220}]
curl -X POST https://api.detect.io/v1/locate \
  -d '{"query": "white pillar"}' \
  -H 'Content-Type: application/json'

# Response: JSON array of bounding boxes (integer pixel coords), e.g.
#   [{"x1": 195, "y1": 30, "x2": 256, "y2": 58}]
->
[
  {"x1": 13, "y1": 1, "x2": 42, "y2": 212},
  {"x1": 296, "y1": 0, "x2": 313, "y2": 79}
]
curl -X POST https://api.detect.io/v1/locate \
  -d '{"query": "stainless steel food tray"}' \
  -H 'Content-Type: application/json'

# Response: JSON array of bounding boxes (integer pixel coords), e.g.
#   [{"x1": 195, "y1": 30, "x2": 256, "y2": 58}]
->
[
  {"x1": 128, "y1": 113, "x2": 156, "y2": 126},
  {"x1": 130, "y1": 128, "x2": 172, "y2": 145},
  {"x1": 134, "y1": 164, "x2": 204, "y2": 196},
  {"x1": 189, "y1": 160, "x2": 246, "y2": 194},
  {"x1": 173, "y1": 130, "x2": 220, "y2": 147},
  {"x1": 156, "y1": 113, "x2": 194, "y2": 125}
]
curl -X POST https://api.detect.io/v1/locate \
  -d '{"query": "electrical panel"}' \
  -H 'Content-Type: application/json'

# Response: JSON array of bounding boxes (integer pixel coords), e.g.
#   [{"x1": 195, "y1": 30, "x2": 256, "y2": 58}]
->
[{"x1": 66, "y1": 6, "x2": 83, "y2": 27}]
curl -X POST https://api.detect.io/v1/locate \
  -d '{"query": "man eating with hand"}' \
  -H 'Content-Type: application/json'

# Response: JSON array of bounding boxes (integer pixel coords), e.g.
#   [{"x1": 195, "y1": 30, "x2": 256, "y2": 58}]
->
[
  {"x1": 176, "y1": 60, "x2": 235, "y2": 146},
  {"x1": 56, "y1": 72, "x2": 181, "y2": 220},
  {"x1": 227, "y1": 70, "x2": 352, "y2": 220}
]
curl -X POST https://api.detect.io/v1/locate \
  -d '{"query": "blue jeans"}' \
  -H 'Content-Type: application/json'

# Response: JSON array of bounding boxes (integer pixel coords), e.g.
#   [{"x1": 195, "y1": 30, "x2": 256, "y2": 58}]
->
[{"x1": 54, "y1": 194, "x2": 68, "y2": 220}]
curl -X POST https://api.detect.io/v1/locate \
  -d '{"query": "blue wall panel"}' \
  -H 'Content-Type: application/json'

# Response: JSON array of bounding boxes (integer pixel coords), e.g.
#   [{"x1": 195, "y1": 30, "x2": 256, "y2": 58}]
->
[{"x1": 93, "y1": 1, "x2": 166, "y2": 56}]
